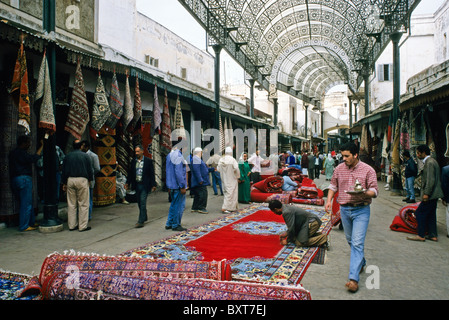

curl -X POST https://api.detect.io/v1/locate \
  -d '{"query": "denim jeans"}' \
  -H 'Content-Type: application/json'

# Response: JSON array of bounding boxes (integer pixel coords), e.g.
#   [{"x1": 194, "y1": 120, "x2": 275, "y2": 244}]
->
[
  {"x1": 211, "y1": 171, "x2": 223, "y2": 195},
  {"x1": 340, "y1": 204, "x2": 371, "y2": 282},
  {"x1": 405, "y1": 176, "x2": 415, "y2": 200},
  {"x1": 415, "y1": 199, "x2": 438, "y2": 238},
  {"x1": 89, "y1": 188, "x2": 93, "y2": 220},
  {"x1": 166, "y1": 189, "x2": 186, "y2": 229},
  {"x1": 136, "y1": 183, "x2": 149, "y2": 224},
  {"x1": 12, "y1": 175, "x2": 35, "y2": 231}
]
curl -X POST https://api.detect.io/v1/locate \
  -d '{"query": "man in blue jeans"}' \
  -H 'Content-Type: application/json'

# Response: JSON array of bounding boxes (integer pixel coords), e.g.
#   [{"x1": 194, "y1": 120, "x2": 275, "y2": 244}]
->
[
  {"x1": 402, "y1": 150, "x2": 417, "y2": 203},
  {"x1": 165, "y1": 147, "x2": 187, "y2": 231},
  {"x1": 9, "y1": 135, "x2": 43, "y2": 231},
  {"x1": 325, "y1": 142, "x2": 378, "y2": 293}
]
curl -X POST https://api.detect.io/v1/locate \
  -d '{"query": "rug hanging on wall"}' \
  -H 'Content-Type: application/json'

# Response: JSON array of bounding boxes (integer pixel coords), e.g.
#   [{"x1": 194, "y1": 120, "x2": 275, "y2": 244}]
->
[
  {"x1": 93, "y1": 127, "x2": 117, "y2": 206},
  {"x1": 121, "y1": 203, "x2": 332, "y2": 285}
]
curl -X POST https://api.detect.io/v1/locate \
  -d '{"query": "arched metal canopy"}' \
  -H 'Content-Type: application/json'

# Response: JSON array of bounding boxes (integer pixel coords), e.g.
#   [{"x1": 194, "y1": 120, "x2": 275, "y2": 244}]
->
[{"x1": 179, "y1": 0, "x2": 421, "y2": 104}]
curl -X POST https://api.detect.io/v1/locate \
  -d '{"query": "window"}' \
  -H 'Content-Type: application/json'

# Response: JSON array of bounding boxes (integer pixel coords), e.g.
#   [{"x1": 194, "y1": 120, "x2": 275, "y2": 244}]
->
[
  {"x1": 181, "y1": 67, "x2": 187, "y2": 79},
  {"x1": 144, "y1": 55, "x2": 159, "y2": 68},
  {"x1": 377, "y1": 63, "x2": 393, "y2": 82}
]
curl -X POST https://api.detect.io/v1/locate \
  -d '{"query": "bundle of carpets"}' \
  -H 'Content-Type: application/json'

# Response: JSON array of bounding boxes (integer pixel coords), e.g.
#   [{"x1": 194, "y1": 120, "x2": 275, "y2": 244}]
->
[
  {"x1": 17, "y1": 251, "x2": 311, "y2": 300},
  {"x1": 390, "y1": 202, "x2": 419, "y2": 234},
  {"x1": 250, "y1": 174, "x2": 324, "y2": 206}
]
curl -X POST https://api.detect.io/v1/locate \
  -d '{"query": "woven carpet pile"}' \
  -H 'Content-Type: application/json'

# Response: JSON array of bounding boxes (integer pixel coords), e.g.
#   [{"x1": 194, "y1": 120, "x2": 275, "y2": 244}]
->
[
  {"x1": 2, "y1": 203, "x2": 332, "y2": 300},
  {"x1": 121, "y1": 203, "x2": 332, "y2": 285}
]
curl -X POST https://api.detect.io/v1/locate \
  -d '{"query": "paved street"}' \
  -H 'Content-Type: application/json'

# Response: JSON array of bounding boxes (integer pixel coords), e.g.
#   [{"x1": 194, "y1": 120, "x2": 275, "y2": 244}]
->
[{"x1": 1, "y1": 175, "x2": 448, "y2": 300}]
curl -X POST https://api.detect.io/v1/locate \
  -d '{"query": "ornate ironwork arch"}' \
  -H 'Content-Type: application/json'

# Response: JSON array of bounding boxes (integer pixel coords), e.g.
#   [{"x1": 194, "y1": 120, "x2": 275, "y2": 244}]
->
[{"x1": 179, "y1": 0, "x2": 421, "y2": 101}]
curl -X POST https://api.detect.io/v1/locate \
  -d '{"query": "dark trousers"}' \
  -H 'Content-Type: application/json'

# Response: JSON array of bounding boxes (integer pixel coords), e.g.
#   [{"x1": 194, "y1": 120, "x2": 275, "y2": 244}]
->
[
  {"x1": 136, "y1": 183, "x2": 149, "y2": 224},
  {"x1": 192, "y1": 185, "x2": 208, "y2": 210},
  {"x1": 415, "y1": 199, "x2": 438, "y2": 238}
]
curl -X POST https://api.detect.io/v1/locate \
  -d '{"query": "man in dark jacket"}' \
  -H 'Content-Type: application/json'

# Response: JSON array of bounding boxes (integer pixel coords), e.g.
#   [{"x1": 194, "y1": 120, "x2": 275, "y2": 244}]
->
[
  {"x1": 126, "y1": 145, "x2": 156, "y2": 228},
  {"x1": 402, "y1": 150, "x2": 418, "y2": 203},
  {"x1": 407, "y1": 145, "x2": 444, "y2": 242},
  {"x1": 189, "y1": 147, "x2": 213, "y2": 214},
  {"x1": 268, "y1": 199, "x2": 327, "y2": 247},
  {"x1": 9, "y1": 135, "x2": 43, "y2": 231},
  {"x1": 441, "y1": 160, "x2": 449, "y2": 237},
  {"x1": 62, "y1": 140, "x2": 94, "y2": 232}
]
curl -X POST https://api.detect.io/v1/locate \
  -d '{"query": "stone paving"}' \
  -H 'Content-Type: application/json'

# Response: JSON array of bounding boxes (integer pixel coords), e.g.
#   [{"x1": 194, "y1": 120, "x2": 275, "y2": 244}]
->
[{"x1": 1, "y1": 175, "x2": 448, "y2": 300}]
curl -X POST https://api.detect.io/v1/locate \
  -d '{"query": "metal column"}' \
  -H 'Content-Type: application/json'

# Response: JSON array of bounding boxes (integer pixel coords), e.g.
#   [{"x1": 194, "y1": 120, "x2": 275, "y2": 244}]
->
[
  {"x1": 213, "y1": 45, "x2": 222, "y2": 129},
  {"x1": 41, "y1": 0, "x2": 62, "y2": 231}
]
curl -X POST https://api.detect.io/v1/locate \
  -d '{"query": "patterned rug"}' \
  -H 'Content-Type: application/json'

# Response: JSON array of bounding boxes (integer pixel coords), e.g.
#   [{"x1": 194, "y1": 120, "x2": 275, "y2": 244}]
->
[
  {"x1": 121, "y1": 204, "x2": 332, "y2": 285},
  {"x1": 0, "y1": 270, "x2": 40, "y2": 300},
  {"x1": 40, "y1": 272, "x2": 311, "y2": 300}
]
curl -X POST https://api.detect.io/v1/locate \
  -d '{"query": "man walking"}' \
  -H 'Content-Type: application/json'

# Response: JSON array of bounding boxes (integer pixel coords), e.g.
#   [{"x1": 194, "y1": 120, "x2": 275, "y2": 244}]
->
[
  {"x1": 407, "y1": 145, "x2": 443, "y2": 242},
  {"x1": 189, "y1": 147, "x2": 213, "y2": 214},
  {"x1": 217, "y1": 147, "x2": 240, "y2": 213},
  {"x1": 165, "y1": 147, "x2": 187, "y2": 231},
  {"x1": 62, "y1": 140, "x2": 94, "y2": 232},
  {"x1": 125, "y1": 145, "x2": 156, "y2": 228},
  {"x1": 9, "y1": 135, "x2": 43, "y2": 231},
  {"x1": 325, "y1": 142, "x2": 378, "y2": 293}
]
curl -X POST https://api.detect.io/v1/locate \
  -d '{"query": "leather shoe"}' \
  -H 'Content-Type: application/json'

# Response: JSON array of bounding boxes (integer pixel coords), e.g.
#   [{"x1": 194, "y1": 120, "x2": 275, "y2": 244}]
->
[
  {"x1": 79, "y1": 226, "x2": 91, "y2": 232},
  {"x1": 345, "y1": 280, "x2": 358, "y2": 293},
  {"x1": 172, "y1": 226, "x2": 187, "y2": 231},
  {"x1": 135, "y1": 223, "x2": 144, "y2": 228},
  {"x1": 406, "y1": 199, "x2": 416, "y2": 203}
]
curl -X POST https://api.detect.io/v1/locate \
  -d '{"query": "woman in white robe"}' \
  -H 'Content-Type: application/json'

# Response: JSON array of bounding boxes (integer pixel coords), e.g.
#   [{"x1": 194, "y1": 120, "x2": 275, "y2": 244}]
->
[{"x1": 217, "y1": 147, "x2": 240, "y2": 213}]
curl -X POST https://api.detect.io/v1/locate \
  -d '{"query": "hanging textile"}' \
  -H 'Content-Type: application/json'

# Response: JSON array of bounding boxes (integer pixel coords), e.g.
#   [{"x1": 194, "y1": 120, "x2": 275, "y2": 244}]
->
[
  {"x1": 93, "y1": 127, "x2": 117, "y2": 206},
  {"x1": 116, "y1": 123, "x2": 133, "y2": 177},
  {"x1": 151, "y1": 84, "x2": 162, "y2": 137},
  {"x1": 142, "y1": 120, "x2": 152, "y2": 159},
  {"x1": 218, "y1": 111, "x2": 225, "y2": 154},
  {"x1": 152, "y1": 134, "x2": 163, "y2": 189},
  {"x1": 160, "y1": 89, "x2": 172, "y2": 156},
  {"x1": 90, "y1": 73, "x2": 111, "y2": 139},
  {"x1": 105, "y1": 72, "x2": 123, "y2": 130},
  {"x1": 35, "y1": 51, "x2": 56, "y2": 135},
  {"x1": 65, "y1": 60, "x2": 89, "y2": 140},
  {"x1": 10, "y1": 42, "x2": 30, "y2": 133},
  {"x1": 128, "y1": 76, "x2": 142, "y2": 136},
  {"x1": 121, "y1": 75, "x2": 133, "y2": 130},
  {"x1": 445, "y1": 124, "x2": 449, "y2": 158},
  {"x1": 172, "y1": 95, "x2": 186, "y2": 140},
  {"x1": 228, "y1": 117, "x2": 234, "y2": 149}
]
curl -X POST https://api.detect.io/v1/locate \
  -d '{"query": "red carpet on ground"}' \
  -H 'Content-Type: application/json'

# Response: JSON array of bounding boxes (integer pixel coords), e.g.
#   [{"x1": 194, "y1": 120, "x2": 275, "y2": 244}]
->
[{"x1": 185, "y1": 209, "x2": 285, "y2": 261}]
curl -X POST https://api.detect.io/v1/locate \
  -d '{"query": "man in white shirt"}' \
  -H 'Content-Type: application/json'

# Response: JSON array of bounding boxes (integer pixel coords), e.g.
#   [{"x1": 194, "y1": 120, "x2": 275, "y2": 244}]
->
[{"x1": 248, "y1": 149, "x2": 262, "y2": 184}]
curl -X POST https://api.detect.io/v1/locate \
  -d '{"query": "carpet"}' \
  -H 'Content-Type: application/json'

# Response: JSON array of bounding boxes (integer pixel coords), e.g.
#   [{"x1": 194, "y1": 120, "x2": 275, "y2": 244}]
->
[
  {"x1": 121, "y1": 203, "x2": 332, "y2": 285},
  {"x1": 93, "y1": 127, "x2": 117, "y2": 206},
  {"x1": 390, "y1": 202, "x2": 419, "y2": 234},
  {"x1": 40, "y1": 272, "x2": 311, "y2": 300},
  {"x1": 0, "y1": 270, "x2": 40, "y2": 300},
  {"x1": 18, "y1": 252, "x2": 232, "y2": 298}
]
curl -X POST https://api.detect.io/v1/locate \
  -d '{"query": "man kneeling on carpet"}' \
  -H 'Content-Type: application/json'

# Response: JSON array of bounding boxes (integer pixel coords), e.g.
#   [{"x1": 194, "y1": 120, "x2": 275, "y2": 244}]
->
[{"x1": 268, "y1": 200, "x2": 328, "y2": 248}]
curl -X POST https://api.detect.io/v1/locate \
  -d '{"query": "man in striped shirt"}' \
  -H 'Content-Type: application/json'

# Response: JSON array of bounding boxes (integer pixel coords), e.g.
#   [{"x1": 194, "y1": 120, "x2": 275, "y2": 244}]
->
[{"x1": 325, "y1": 142, "x2": 378, "y2": 293}]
